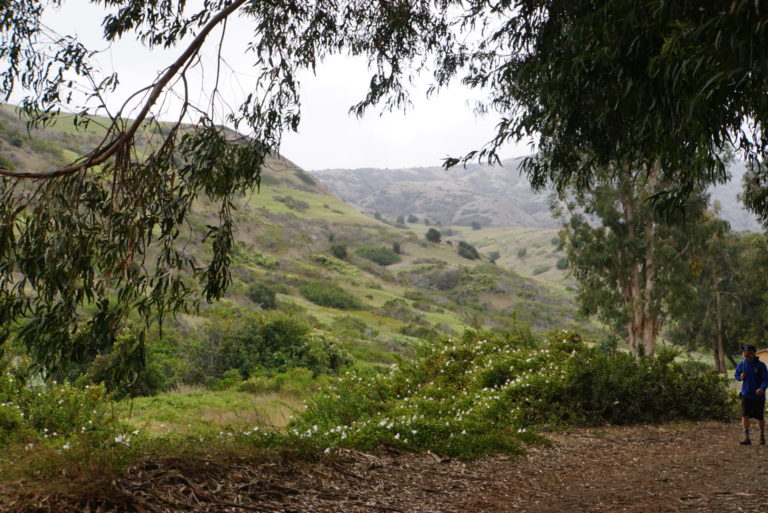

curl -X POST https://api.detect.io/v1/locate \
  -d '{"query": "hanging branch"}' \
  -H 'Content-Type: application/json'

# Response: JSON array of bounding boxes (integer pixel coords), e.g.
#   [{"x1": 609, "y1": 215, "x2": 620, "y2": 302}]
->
[{"x1": 0, "y1": 0, "x2": 247, "y2": 180}]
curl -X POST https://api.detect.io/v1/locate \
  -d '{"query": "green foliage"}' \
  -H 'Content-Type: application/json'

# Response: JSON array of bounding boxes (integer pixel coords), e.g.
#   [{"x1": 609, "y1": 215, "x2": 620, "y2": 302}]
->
[
  {"x1": 246, "y1": 282, "x2": 277, "y2": 310},
  {"x1": 555, "y1": 258, "x2": 568, "y2": 270},
  {"x1": 550, "y1": 237, "x2": 559, "y2": 246},
  {"x1": 488, "y1": 251, "x2": 501, "y2": 263},
  {"x1": 0, "y1": 370, "x2": 113, "y2": 446},
  {"x1": 517, "y1": 247, "x2": 527, "y2": 258},
  {"x1": 396, "y1": 215, "x2": 405, "y2": 225},
  {"x1": 186, "y1": 311, "x2": 352, "y2": 384},
  {"x1": 457, "y1": 241, "x2": 480, "y2": 260},
  {"x1": 425, "y1": 228, "x2": 441, "y2": 243},
  {"x1": 532, "y1": 266, "x2": 550, "y2": 276},
  {"x1": 471, "y1": 221, "x2": 481, "y2": 230},
  {"x1": 354, "y1": 245, "x2": 401, "y2": 266},
  {"x1": 274, "y1": 195, "x2": 309, "y2": 211},
  {"x1": 299, "y1": 280, "x2": 365, "y2": 310},
  {"x1": 555, "y1": 172, "x2": 712, "y2": 355},
  {"x1": 292, "y1": 329, "x2": 731, "y2": 460},
  {"x1": 392, "y1": 241, "x2": 402, "y2": 255},
  {"x1": 330, "y1": 243, "x2": 347, "y2": 259},
  {"x1": 407, "y1": 214, "x2": 418, "y2": 223}
]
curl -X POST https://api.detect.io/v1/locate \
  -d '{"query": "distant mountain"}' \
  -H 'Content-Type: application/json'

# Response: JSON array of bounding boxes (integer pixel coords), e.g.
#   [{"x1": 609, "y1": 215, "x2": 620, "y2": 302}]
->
[{"x1": 311, "y1": 158, "x2": 762, "y2": 232}]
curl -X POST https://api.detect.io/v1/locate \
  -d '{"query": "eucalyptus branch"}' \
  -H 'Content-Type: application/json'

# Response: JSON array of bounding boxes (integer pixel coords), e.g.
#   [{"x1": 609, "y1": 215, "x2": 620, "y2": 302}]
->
[{"x1": 0, "y1": 0, "x2": 247, "y2": 180}]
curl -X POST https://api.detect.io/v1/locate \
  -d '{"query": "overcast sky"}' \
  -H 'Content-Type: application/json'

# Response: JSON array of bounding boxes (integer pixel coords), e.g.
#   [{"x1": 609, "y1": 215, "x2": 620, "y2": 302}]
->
[{"x1": 38, "y1": 1, "x2": 532, "y2": 171}]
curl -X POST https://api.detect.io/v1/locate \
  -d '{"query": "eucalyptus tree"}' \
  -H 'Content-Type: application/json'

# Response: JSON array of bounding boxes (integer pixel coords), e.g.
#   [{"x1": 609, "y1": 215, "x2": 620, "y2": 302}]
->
[
  {"x1": 554, "y1": 169, "x2": 711, "y2": 357},
  {"x1": 2, "y1": 0, "x2": 767, "y2": 377}
]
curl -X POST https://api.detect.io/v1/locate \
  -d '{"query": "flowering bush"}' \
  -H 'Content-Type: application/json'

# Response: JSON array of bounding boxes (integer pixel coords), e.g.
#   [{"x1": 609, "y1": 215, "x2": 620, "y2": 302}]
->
[
  {"x1": 288, "y1": 329, "x2": 731, "y2": 459},
  {"x1": 0, "y1": 371, "x2": 114, "y2": 446}
]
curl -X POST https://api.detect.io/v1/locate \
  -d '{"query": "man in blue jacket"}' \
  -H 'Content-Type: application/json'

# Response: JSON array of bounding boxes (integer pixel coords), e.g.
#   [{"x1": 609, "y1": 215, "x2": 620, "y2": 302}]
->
[{"x1": 735, "y1": 344, "x2": 768, "y2": 445}]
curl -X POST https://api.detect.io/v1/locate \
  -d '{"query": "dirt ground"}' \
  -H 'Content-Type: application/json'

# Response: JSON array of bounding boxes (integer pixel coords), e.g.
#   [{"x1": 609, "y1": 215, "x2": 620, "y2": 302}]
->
[{"x1": 3, "y1": 420, "x2": 768, "y2": 512}]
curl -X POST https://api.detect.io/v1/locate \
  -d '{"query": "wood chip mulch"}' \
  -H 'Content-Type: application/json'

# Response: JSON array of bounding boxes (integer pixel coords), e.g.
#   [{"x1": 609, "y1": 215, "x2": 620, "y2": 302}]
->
[{"x1": 2, "y1": 420, "x2": 767, "y2": 512}]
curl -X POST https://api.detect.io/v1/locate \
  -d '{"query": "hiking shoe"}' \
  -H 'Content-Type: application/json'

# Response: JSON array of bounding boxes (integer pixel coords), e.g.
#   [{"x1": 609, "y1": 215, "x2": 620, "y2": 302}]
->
[{"x1": 740, "y1": 439, "x2": 752, "y2": 445}]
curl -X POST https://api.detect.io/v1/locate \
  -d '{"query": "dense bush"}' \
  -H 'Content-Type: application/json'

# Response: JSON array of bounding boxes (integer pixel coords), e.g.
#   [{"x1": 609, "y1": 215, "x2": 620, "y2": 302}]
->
[
  {"x1": 186, "y1": 311, "x2": 352, "y2": 384},
  {"x1": 246, "y1": 282, "x2": 278, "y2": 309},
  {"x1": 299, "y1": 280, "x2": 365, "y2": 310},
  {"x1": 354, "y1": 246, "x2": 401, "y2": 266},
  {"x1": 425, "y1": 228, "x2": 441, "y2": 243},
  {"x1": 0, "y1": 370, "x2": 113, "y2": 446},
  {"x1": 457, "y1": 241, "x2": 480, "y2": 260},
  {"x1": 517, "y1": 247, "x2": 527, "y2": 258},
  {"x1": 291, "y1": 329, "x2": 732, "y2": 459},
  {"x1": 532, "y1": 265, "x2": 550, "y2": 275},
  {"x1": 489, "y1": 251, "x2": 501, "y2": 262},
  {"x1": 330, "y1": 243, "x2": 348, "y2": 259},
  {"x1": 556, "y1": 258, "x2": 569, "y2": 270}
]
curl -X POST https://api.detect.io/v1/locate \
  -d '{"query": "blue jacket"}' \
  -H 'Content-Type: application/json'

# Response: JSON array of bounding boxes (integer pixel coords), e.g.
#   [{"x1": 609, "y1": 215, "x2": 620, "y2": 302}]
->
[{"x1": 735, "y1": 357, "x2": 768, "y2": 399}]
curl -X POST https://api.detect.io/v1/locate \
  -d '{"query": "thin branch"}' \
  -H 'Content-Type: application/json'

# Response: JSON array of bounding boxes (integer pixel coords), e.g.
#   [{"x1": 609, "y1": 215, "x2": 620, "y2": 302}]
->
[{"x1": 0, "y1": 0, "x2": 248, "y2": 180}]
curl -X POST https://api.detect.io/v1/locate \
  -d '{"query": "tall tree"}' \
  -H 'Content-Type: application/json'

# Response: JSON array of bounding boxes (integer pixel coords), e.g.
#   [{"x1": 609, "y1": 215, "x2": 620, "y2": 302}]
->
[{"x1": 555, "y1": 168, "x2": 710, "y2": 357}]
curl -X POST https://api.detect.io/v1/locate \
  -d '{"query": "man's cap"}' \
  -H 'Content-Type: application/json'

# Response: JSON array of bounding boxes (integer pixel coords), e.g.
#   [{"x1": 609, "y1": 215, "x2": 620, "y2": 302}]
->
[{"x1": 743, "y1": 344, "x2": 757, "y2": 352}]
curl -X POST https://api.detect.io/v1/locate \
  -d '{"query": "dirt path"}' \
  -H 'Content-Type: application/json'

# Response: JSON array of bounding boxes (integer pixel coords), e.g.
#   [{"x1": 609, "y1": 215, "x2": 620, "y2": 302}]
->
[{"x1": 4, "y1": 421, "x2": 768, "y2": 512}]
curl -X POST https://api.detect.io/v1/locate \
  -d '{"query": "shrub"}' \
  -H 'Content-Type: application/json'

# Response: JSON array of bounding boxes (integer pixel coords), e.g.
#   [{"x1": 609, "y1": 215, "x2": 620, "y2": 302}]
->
[
  {"x1": 330, "y1": 243, "x2": 348, "y2": 259},
  {"x1": 551, "y1": 236, "x2": 560, "y2": 246},
  {"x1": 186, "y1": 311, "x2": 352, "y2": 383},
  {"x1": 425, "y1": 228, "x2": 441, "y2": 243},
  {"x1": 354, "y1": 246, "x2": 401, "y2": 266},
  {"x1": 532, "y1": 265, "x2": 550, "y2": 275},
  {"x1": 0, "y1": 370, "x2": 113, "y2": 447},
  {"x1": 292, "y1": 329, "x2": 732, "y2": 460},
  {"x1": 246, "y1": 282, "x2": 277, "y2": 309},
  {"x1": 407, "y1": 214, "x2": 418, "y2": 223},
  {"x1": 299, "y1": 280, "x2": 365, "y2": 310},
  {"x1": 471, "y1": 221, "x2": 482, "y2": 230},
  {"x1": 517, "y1": 247, "x2": 527, "y2": 258},
  {"x1": 489, "y1": 251, "x2": 501, "y2": 262},
  {"x1": 556, "y1": 258, "x2": 569, "y2": 270},
  {"x1": 457, "y1": 241, "x2": 480, "y2": 260},
  {"x1": 396, "y1": 215, "x2": 405, "y2": 225},
  {"x1": 392, "y1": 241, "x2": 403, "y2": 255}
]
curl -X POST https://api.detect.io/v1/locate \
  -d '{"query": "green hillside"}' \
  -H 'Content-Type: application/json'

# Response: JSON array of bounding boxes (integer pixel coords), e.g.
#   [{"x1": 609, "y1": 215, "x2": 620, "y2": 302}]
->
[
  {"x1": 0, "y1": 105, "x2": 594, "y2": 363},
  {"x1": 0, "y1": 105, "x2": 606, "y2": 440}
]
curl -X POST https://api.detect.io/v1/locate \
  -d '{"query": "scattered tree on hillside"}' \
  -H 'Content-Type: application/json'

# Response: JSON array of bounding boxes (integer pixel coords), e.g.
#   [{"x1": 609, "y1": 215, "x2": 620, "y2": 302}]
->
[
  {"x1": 471, "y1": 221, "x2": 482, "y2": 230},
  {"x1": 457, "y1": 241, "x2": 480, "y2": 260},
  {"x1": 407, "y1": 214, "x2": 418, "y2": 223},
  {"x1": 425, "y1": 228, "x2": 441, "y2": 243}
]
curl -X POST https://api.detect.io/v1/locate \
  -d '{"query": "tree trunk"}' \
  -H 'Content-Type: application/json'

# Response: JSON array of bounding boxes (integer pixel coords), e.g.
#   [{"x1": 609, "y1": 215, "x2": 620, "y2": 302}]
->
[{"x1": 714, "y1": 290, "x2": 726, "y2": 373}]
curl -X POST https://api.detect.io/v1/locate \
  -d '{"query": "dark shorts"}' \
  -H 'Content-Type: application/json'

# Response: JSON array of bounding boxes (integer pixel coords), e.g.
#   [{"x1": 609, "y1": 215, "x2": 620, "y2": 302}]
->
[{"x1": 741, "y1": 395, "x2": 766, "y2": 420}]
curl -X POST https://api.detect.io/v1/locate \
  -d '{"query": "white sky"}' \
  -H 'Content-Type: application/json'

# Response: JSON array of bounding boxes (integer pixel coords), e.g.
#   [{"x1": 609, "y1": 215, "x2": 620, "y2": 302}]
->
[{"x1": 37, "y1": 1, "x2": 532, "y2": 171}]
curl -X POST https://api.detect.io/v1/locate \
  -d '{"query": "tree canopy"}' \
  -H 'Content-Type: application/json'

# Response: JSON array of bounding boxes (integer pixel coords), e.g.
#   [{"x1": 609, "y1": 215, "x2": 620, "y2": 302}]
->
[{"x1": 1, "y1": 0, "x2": 767, "y2": 375}]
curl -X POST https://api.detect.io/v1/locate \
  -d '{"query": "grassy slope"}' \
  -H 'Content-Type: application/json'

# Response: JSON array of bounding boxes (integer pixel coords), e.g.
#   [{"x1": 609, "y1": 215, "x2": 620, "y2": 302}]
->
[{"x1": 0, "y1": 105, "x2": 605, "y2": 433}]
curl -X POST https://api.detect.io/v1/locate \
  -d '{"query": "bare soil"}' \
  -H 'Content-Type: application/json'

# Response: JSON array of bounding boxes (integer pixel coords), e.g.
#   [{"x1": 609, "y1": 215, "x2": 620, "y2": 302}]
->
[{"x1": 3, "y1": 420, "x2": 767, "y2": 512}]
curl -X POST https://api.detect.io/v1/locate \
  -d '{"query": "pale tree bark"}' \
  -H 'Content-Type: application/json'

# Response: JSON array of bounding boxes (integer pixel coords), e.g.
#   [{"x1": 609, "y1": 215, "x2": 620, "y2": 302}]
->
[{"x1": 621, "y1": 163, "x2": 662, "y2": 357}]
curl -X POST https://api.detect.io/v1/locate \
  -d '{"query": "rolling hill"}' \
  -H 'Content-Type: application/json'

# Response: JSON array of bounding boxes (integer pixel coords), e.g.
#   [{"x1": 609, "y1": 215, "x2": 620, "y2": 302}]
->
[
  {"x1": 0, "y1": 106, "x2": 599, "y2": 370},
  {"x1": 310, "y1": 158, "x2": 762, "y2": 232}
]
